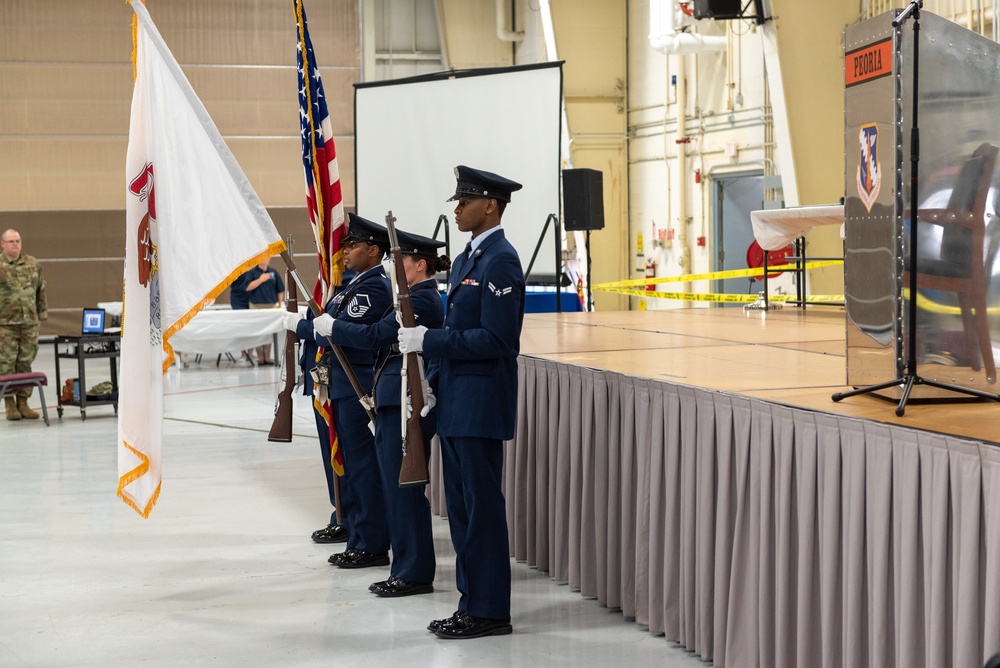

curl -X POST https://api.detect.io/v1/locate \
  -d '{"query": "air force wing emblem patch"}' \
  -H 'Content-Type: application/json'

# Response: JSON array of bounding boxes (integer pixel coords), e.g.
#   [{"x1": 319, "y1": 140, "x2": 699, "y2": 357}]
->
[
  {"x1": 347, "y1": 294, "x2": 372, "y2": 317},
  {"x1": 856, "y1": 123, "x2": 881, "y2": 212},
  {"x1": 488, "y1": 281, "x2": 513, "y2": 298}
]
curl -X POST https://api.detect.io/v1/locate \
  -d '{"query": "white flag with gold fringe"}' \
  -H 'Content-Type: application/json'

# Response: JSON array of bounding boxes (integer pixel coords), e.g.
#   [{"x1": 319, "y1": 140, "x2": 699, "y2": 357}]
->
[{"x1": 119, "y1": 0, "x2": 285, "y2": 517}]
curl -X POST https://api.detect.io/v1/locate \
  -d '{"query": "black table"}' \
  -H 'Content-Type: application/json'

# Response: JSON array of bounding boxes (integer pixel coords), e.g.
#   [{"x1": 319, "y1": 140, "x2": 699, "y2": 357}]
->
[{"x1": 53, "y1": 334, "x2": 120, "y2": 421}]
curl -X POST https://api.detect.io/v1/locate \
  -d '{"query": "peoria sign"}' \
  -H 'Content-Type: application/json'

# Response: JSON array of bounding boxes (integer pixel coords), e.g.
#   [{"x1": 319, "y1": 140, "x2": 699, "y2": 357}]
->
[{"x1": 845, "y1": 38, "x2": 892, "y2": 87}]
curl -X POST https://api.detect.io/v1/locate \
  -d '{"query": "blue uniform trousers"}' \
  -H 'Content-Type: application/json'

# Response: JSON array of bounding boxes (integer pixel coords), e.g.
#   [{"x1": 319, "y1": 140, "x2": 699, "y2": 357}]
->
[
  {"x1": 439, "y1": 434, "x2": 510, "y2": 620},
  {"x1": 375, "y1": 405, "x2": 436, "y2": 584},
  {"x1": 333, "y1": 396, "x2": 388, "y2": 553},
  {"x1": 312, "y1": 404, "x2": 343, "y2": 527}
]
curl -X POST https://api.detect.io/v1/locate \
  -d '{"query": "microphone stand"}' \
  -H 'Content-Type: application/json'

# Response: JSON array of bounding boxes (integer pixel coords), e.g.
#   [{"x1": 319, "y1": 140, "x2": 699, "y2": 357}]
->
[{"x1": 833, "y1": 1, "x2": 1000, "y2": 415}]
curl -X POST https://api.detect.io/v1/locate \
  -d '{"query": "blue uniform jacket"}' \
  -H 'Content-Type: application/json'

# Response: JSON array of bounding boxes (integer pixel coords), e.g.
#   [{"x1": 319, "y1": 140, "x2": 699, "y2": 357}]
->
[
  {"x1": 422, "y1": 229, "x2": 525, "y2": 440},
  {"x1": 324, "y1": 278, "x2": 443, "y2": 408},
  {"x1": 293, "y1": 265, "x2": 391, "y2": 400}
]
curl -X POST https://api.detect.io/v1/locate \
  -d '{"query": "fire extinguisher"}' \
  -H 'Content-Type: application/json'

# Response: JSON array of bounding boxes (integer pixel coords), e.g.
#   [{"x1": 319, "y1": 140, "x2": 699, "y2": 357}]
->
[
  {"x1": 645, "y1": 258, "x2": 656, "y2": 291},
  {"x1": 577, "y1": 276, "x2": 585, "y2": 308}
]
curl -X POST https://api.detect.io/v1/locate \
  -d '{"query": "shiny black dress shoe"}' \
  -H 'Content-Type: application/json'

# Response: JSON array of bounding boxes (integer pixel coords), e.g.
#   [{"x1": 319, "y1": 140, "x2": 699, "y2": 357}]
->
[
  {"x1": 331, "y1": 548, "x2": 390, "y2": 569},
  {"x1": 427, "y1": 610, "x2": 467, "y2": 633},
  {"x1": 369, "y1": 578, "x2": 390, "y2": 592},
  {"x1": 312, "y1": 524, "x2": 347, "y2": 544},
  {"x1": 372, "y1": 576, "x2": 433, "y2": 598},
  {"x1": 434, "y1": 614, "x2": 512, "y2": 639}
]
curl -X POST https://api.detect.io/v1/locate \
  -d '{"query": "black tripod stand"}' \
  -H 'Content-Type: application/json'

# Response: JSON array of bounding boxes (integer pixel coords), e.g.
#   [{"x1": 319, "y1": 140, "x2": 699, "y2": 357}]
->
[{"x1": 832, "y1": 0, "x2": 1000, "y2": 416}]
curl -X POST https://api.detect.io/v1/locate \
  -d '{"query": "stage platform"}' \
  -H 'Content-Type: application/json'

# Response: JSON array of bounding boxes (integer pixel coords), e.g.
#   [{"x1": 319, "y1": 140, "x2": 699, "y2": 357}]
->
[
  {"x1": 506, "y1": 306, "x2": 1000, "y2": 667},
  {"x1": 520, "y1": 307, "x2": 999, "y2": 444}
]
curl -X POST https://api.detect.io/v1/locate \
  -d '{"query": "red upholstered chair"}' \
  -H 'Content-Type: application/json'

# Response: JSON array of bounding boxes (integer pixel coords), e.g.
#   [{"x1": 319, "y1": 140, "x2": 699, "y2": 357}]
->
[{"x1": 0, "y1": 372, "x2": 50, "y2": 425}]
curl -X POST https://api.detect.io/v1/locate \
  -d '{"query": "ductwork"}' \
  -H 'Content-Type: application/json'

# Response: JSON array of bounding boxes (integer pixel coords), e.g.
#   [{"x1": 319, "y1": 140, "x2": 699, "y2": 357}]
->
[
  {"x1": 649, "y1": 0, "x2": 726, "y2": 54},
  {"x1": 497, "y1": 0, "x2": 524, "y2": 42}
]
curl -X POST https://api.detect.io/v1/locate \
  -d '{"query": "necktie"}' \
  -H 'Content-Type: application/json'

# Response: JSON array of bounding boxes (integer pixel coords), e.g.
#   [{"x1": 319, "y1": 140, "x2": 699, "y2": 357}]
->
[{"x1": 464, "y1": 242, "x2": 473, "y2": 259}]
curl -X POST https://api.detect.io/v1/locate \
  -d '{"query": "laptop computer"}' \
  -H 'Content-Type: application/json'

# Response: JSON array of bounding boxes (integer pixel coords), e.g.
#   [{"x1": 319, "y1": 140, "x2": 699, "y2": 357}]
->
[{"x1": 81, "y1": 308, "x2": 106, "y2": 337}]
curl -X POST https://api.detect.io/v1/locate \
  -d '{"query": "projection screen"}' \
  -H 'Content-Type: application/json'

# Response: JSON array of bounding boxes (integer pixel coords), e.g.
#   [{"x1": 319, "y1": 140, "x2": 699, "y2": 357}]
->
[{"x1": 354, "y1": 62, "x2": 563, "y2": 278}]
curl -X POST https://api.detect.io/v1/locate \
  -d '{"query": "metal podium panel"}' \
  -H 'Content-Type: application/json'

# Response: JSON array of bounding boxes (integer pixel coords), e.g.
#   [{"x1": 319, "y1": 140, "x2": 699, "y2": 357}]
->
[{"x1": 844, "y1": 11, "x2": 1000, "y2": 396}]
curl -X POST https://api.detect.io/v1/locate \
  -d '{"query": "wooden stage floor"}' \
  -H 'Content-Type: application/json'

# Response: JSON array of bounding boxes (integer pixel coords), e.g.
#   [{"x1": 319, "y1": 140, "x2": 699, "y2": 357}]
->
[{"x1": 520, "y1": 307, "x2": 999, "y2": 446}]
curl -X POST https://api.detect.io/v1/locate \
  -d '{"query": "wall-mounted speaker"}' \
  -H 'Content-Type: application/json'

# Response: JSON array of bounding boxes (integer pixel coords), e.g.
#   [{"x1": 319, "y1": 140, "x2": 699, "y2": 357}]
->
[
  {"x1": 563, "y1": 168, "x2": 605, "y2": 231},
  {"x1": 693, "y1": 0, "x2": 743, "y2": 20}
]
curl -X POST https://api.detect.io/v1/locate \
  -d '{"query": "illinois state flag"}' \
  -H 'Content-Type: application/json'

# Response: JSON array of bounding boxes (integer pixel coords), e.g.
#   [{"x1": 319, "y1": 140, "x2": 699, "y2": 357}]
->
[{"x1": 119, "y1": 0, "x2": 285, "y2": 517}]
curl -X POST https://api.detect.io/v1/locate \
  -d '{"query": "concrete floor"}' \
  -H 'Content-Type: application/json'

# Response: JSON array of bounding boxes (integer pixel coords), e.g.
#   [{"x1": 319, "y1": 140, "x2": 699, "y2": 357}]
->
[{"x1": 0, "y1": 342, "x2": 709, "y2": 667}]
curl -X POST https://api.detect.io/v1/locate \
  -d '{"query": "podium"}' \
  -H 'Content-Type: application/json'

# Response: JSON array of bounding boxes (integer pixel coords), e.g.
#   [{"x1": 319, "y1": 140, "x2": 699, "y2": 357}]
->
[{"x1": 844, "y1": 11, "x2": 1000, "y2": 399}]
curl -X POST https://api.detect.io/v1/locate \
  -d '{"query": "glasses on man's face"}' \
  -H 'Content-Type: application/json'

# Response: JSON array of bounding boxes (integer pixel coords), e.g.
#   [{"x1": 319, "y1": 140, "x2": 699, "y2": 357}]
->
[{"x1": 2, "y1": 239, "x2": 21, "y2": 244}]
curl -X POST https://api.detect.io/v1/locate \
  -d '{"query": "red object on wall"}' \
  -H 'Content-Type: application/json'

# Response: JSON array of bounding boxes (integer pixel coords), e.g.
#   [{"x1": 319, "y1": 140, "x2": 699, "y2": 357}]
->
[
  {"x1": 694, "y1": 168, "x2": 701, "y2": 184},
  {"x1": 745, "y1": 240, "x2": 793, "y2": 279},
  {"x1": 645, "y1": 258, "x2": 656, "y2": 291}
]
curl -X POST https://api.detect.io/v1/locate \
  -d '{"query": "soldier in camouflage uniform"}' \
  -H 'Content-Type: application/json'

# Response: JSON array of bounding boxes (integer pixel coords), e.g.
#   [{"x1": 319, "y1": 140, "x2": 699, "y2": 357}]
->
[{"x1": 0, "y1": 229, "x2": 47, "y2": 421}]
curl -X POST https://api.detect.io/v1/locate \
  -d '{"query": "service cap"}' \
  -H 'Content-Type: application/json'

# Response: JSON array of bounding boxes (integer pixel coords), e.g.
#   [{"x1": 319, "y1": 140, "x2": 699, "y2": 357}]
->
[{"x1": 446, "y1": 165, "x2": 523, "y2": 203}]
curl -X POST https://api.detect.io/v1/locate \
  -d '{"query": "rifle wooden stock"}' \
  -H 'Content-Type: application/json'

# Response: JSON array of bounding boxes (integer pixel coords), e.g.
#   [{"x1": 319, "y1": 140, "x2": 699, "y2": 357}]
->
[
  {"x1": 268, "y1": 274, "x2": 297, "y2": 442},
  {"x1": 385, "y1": 211, "x2": 430, "y2": 487}
]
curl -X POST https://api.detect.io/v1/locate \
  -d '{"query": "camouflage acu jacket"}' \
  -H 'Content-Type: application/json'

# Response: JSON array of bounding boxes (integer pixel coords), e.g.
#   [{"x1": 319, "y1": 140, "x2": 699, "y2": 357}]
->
[{"x1": 0, "y1": 254, "x2": 47, "y2": 325}]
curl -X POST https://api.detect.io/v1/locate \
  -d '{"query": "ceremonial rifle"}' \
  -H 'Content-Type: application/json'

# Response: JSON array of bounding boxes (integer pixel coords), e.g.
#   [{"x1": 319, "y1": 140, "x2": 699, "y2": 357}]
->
[
  {"x1": 267, "y1": 265, "x2": 297, "y2": 442},
  {"x1": 384, "y1": 211, "x2": 430, "y2": 487},
  {"x1": 279, "y1": 250, "x2": 377, "y2": 426}
]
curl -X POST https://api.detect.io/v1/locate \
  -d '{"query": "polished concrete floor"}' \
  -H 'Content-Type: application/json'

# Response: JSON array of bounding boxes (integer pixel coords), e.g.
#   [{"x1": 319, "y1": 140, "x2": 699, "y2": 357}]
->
[{"x1": 0, "y1": 343, "x2": 708, "y2": 667}]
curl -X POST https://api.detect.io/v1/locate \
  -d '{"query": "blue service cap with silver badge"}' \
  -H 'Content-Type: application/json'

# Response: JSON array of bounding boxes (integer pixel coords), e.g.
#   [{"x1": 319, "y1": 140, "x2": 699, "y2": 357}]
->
[
  {"x1": 344, "y1": 212, "x2": 390, "y2": 247},
  {"x1": 446, "y1": 165, "x2": 523, "y2": 203},
  {"x1": 395, "y1": 228, "x2": 446, "y2": 256}
]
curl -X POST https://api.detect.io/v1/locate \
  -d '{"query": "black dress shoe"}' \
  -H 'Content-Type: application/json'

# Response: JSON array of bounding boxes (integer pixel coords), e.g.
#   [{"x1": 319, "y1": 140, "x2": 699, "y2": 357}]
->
[
  {"x1": 312, "y1": 524, "x2": 347, "y2": 544},
  {"x1": 434, "y1": 614, "x2": 512, "y2": 639},
  {"x1": 427, "y1": 610, "x2": 467, "y2": 633},
  {"x1": 369, "y1": 577, "x2": 391, "y2": 592},
  {"x1": 373, "y1": 577, "x2": 433, "y2": 598},
  {"x1": 333, "y1": 549, "x2": 389, "y2": 569}
]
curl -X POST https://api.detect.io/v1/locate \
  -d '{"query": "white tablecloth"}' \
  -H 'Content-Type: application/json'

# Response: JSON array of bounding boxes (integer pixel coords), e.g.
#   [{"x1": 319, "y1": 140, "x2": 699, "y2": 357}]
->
[
  {"x1": 169, "y1": 308, "x2": 288, "y2": 355},
  {"x1": 750, "y1": 205, "x2": 845, "y2": 251}
]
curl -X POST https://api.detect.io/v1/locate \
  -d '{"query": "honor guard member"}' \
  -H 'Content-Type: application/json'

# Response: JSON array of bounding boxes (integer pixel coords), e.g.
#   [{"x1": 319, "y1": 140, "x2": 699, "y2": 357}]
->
[
  {"x1": 294, "y1": 269, "x2": 354, "y2": 546},
  {"x1": 398, "y1": 166, "x2": 525, "y2": 638},
  {"x1": 316, "y1": 228, "x2": 449, "y2": 597},
  {"x1": 285, "y1": 214, "x2": 391, "y2": 568}
]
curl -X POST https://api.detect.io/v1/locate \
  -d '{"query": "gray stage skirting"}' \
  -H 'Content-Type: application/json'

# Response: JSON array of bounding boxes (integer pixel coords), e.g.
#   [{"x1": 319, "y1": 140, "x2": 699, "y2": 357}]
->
[{"x1": 501, "y1": 355, "x2": 1000, "y2": 667}]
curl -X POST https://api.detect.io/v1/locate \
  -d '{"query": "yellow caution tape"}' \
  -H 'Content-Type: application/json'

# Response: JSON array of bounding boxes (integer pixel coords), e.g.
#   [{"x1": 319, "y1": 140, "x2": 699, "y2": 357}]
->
[
  {"x1": 598, "y1": 287, "x2": 845, "y2": 303},
  {"x1": 592, "y1": 260, "x2": 843, "y2": 290}
]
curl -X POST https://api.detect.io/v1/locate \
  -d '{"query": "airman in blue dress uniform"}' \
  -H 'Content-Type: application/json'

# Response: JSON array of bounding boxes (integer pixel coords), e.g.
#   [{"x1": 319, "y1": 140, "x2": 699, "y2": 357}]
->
[
  {"x1": 398, "y1": 165, "x2": 525, "y2": 638},
  {"x1": 321, "y1": 228, "x2": 449, "y2": 597},
  {"x1": 285, "y1": 213, "x2": 392, "y2": 568}
]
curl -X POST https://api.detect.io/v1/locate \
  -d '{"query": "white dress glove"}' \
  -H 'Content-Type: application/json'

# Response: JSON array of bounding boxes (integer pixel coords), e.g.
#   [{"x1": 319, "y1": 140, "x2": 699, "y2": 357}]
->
[
  {"x1": 313, "y1": 313, "x2": 334, "y2": 337},
  {"x1": 406, "y1": 379, "x2": 437, "y2": 418},
  {"x1": 282, "y1": 311, "x2": 304, "y2": 332},
  {"x1": 397, "y1": 325, "x2": 427, "y2": 353}
]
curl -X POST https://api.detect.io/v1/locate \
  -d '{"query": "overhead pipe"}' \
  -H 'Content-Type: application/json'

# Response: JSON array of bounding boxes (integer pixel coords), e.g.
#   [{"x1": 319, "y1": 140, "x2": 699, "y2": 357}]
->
[
  {"x1": 648, "y1": 0, "x2": 726, "y2": 55},
  {"x1": 497, "y1": 0, "x2": 524, "y2": 42}
]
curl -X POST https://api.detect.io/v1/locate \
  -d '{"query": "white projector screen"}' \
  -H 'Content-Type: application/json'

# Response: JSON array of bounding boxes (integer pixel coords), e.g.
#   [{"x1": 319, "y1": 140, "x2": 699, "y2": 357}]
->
[{"x1": 354, "y1": 63, "x2": 563, "y2": 279}]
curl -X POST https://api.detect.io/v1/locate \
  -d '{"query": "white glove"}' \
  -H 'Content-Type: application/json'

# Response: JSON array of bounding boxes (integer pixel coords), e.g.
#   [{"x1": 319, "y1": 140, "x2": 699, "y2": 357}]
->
[
  {"x1": 282, "y1": 311, "x2": 304, "y2": 332},
  {"x1": 313, "y1": 313, "x2": 334, "y2": 337},
  {"x1": 406, "y1": 379, "x2": 436, "y2": 418},
  {"x1": 420, "y1": 380, "x2": 436, "y2": 417},
  {"x1": 397, "y1": 325, "x2": 427, "y2": 353}
]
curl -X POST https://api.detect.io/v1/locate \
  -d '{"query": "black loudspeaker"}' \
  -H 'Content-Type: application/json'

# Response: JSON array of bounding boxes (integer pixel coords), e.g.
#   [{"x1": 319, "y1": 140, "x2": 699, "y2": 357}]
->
[
  {"x1": 563, "y1": 168, "x2": 605, "y2": 231},
  {"x1": 693, "y1": 0, "x2": 743, "y2": 20}
]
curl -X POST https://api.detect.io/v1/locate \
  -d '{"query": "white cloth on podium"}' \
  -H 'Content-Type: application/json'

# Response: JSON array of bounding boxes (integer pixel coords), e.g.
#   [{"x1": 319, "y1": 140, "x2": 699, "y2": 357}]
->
[{"x1": 750, "y1": 205, "x2": 845, "y2": 251}]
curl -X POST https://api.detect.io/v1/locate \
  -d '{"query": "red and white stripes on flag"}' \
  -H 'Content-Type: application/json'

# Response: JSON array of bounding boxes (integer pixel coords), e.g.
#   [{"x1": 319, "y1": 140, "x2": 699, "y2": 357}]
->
[
  {"x1": 295, "y1": 0, "x2": 345, "y2": 476},
  {"x1": 295, "y1": 0, "x2": 346, "y2": 306},
  {"x1": 119, "y1": 0, "x2": 285, "y2": 517}
]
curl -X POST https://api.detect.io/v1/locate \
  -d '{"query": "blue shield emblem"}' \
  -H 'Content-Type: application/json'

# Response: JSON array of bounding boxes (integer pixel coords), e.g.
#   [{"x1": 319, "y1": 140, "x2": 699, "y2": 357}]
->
[{"x1": 856, "y1": 123, "x2": 881, "y2": 212}]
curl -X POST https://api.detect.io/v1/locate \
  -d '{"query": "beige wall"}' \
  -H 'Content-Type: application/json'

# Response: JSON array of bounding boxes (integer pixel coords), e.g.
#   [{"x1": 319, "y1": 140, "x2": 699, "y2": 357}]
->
[
  {"x1": 550, "y1": 0, "x2": 628, "y2": 311},
  {"x1": 0, "y1": 0, "x2": 358, "y2": 334}
]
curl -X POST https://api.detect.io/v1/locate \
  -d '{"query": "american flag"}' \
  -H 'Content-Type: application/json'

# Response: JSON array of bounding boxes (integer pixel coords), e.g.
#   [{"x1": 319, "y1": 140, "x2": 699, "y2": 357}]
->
[
  {"x1": 295, "y1": 0, "x2": 344, "y2": 477},
  {"x1": 295, "y1": 0, "x2": 346, "y2": 305}
]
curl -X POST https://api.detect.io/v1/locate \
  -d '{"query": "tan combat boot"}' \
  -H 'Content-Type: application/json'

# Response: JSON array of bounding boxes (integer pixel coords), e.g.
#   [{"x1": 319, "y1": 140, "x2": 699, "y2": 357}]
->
[
  {"x1": 17, "y1": 396, "x2": 39, "y2": 420},
  {"x1": 5, "y1": 396, "x2": 21, "y2": 421}
]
